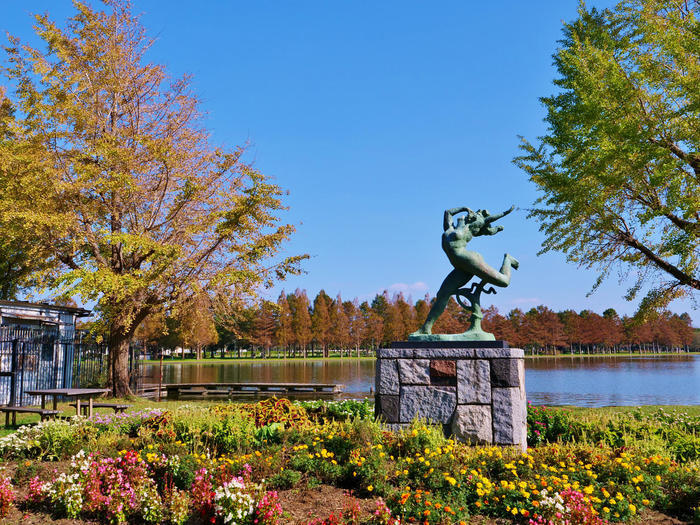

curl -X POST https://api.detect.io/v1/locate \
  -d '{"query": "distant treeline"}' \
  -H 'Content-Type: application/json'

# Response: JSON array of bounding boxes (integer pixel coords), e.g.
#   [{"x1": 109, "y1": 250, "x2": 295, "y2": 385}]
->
[{"x1": 222, "y1": 289, "x2": 696, "y2": 356}]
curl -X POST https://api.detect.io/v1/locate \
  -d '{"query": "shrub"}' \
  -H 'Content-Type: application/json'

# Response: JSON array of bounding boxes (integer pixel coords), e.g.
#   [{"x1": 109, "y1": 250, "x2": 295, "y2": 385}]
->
[
  {"x1": 392, "y1": 420, "x2": 447, "y2": 458},
  {"x1": 173, "y1": 453, "x2": 200, "y2": 490},
  {"x1": 212, "y1": 412, "x2": 257, "y2": 453},
  {"x1": 90, "y1": 409, "x2": 168, "y2": 437},
  {"x1": 297, "y1": 399, "x2": 374, "y2": 421},
  {"x1": 242, "y1": 397, "x2": 311, "y2": 428},
  {"x1": 213, "y1": 477, "x2": 255, "y2": 524},
  {"x1": 668, "y1": 433, "x2": 700, "y2": 462},
  {"x1": 12, "y1": 459, "x2": 40, "y2": 484},
  {"x1": 254, "y1": 490, "x2": 283, "y2": 525},
  {"x1": 34, "y1": 450, "x2": 165, "y2": 524},
  {"x1": 164, "y1": 487, "x2": 191, "y2": 525},
  {"x1": 254, "y1": 422, "x2": 284, "y2": 446},
  {"x1": 191, "y1": 467, "x2": 216, "y2": 523},
  {"x1": 527, "y1": 403, "x2": 575, "y2": 446},
  {"x1": 268, "y1": 469, "x2": 302, "y2": 490},
  {"x1": 369, "y1": 497, "x2": 400, "y2": 525},
  {"x1": 0, "y1": 475, "x2": 15, "y2": 518},
  {"x1": 81, "y1": 450, "x2": 156, "y2": 523},
  {"x1": 0, "y1": 418, "x2": 86, "y2": 460},
  {"x1": 528, "y1": 488, "x2": 607, "y2": 525}
]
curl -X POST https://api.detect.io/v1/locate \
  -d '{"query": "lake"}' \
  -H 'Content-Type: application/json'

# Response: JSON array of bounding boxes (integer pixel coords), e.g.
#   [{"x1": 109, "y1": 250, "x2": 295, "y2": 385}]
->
[{"x1": 142, "y1": 354, "x2": 700, "y2": 407}]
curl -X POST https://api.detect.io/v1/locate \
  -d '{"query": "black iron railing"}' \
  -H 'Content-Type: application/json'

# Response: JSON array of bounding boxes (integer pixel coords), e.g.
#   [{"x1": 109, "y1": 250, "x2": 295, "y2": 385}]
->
[{"x1": 0, "y1": 327, "x2": 140, "y2": 406}]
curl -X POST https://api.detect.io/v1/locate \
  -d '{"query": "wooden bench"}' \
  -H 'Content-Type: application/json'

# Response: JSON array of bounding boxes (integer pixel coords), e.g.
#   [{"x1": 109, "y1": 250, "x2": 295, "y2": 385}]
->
[
  {"x1": 165, "y1": 382, "x2": 344, "y2": 400},
  {"x1": 0, "y1": 406, "x2": 60, "y2": 426},
  {"x1": 69, "y1": 402, "x2": 132, "y2": 416}
]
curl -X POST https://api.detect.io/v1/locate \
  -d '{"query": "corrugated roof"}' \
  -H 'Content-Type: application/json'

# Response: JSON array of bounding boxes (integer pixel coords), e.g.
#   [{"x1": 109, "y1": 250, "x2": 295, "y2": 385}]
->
[{"x1": 0, "y1": 300, "x2": 91, "y2": 317}]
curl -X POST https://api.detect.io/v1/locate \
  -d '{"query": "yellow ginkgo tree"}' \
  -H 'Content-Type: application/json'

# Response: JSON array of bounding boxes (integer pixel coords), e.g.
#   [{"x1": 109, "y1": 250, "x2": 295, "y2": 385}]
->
[{"x1": 0, "y1": 0, "x2": 305, "y2": 396}]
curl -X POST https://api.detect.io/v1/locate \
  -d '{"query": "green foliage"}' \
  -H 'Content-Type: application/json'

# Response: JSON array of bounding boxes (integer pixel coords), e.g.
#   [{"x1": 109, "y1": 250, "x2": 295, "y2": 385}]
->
[
  {"x1": 267, "y1": 469, "x2": 302, "y2": 490},
  {"x1": 391, "y1": 420, "x2": 448, "y2": 458},
  {"x1": 527, "y1": 403, "x2": 575, "y2": 445},
  {"x1": 172, "y1": 454, "x2": 199, "y2": 490},
  {"x1": 297, "y1": 399, "x2": 375, "y2": 421},
  {"x1": 253, "y1": 422, "x2": 284, "y2": 446},
  {"x1": 12, "y1": 459, "x2": 40, "y2": 484},
  {"x1": 514, "y1": 0, "x2": 700, "y2": 315},
  {"x1": 209, "y1": 412, "x2": 257, "y2": 454}
]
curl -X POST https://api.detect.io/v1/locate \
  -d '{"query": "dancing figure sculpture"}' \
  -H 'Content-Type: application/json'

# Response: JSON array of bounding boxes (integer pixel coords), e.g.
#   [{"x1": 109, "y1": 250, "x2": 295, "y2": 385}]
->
[{"x1": 409, "y1": 205, "x2": 519, "y2": 341}]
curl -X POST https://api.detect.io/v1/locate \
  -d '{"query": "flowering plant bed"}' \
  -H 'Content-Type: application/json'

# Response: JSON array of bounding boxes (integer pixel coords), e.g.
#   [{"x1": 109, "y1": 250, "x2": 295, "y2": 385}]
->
[{"x1": 0, "y1": 400, "x2": 697, "y2": 524}]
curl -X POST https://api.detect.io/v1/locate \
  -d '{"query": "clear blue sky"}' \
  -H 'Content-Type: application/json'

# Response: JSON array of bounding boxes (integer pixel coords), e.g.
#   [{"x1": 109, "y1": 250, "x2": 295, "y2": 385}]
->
[{"x1": 3, "y1": 1, "x2": 698, "y2": 324}]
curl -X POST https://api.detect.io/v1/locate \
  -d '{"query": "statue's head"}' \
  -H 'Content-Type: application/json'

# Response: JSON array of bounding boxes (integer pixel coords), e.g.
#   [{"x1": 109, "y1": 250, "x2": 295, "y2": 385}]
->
[{"x1": 467, "y1": 211, "x2": 486, "y2": 235}]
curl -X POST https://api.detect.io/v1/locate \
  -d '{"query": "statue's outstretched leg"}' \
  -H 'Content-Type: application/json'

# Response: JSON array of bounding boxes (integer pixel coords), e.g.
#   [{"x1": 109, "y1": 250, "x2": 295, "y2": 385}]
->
[
  {"x1": 471, "y1": 253, "x2": 519, "y2": 288},
  {"x1": 411, "y1": 269, "x2": 471, "y2": 335}
]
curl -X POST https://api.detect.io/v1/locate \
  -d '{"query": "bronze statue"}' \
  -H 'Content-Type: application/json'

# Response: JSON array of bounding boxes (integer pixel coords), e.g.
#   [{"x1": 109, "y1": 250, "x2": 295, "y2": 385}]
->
[{"x1": 409, "y1": 206, "x2": 519, "y2": 341}]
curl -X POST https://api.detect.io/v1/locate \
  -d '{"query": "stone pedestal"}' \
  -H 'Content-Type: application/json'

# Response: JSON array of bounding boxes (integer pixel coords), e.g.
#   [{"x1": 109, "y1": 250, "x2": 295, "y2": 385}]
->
[{"x1": 375, "y1": 341, "x2": 526, "y2": 452}]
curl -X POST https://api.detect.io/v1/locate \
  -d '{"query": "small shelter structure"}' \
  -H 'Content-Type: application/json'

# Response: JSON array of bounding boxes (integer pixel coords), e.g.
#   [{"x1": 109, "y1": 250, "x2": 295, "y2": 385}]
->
[{"x1": 0, "y1": 301, "x2": 92, "y2": 406}]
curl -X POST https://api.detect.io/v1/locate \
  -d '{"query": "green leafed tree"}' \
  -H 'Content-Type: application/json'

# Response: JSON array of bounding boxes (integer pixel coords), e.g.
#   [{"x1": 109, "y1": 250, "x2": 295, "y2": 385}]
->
[
  {"x1": 514, "y1": 0, "x2": 699, "y2": 316},
  {"x1": 0, "y1": 1, "x2": 305, "y2": 395}
]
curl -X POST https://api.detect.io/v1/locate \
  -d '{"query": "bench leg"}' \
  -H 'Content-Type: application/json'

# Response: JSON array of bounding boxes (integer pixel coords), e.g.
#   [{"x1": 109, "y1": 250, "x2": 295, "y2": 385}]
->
[
  {"x1": 5, "y1": 411, "x2": 8, "y2": 427},
  {"x1": 12, "y1": 412, "x2": 16, "y2": 426}
]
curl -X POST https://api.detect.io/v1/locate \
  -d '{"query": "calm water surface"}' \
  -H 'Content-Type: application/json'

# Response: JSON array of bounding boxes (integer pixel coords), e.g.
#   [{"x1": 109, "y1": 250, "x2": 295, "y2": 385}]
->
[{"x1": 143, "y1": 355, "x2": 700, "y2": 407}]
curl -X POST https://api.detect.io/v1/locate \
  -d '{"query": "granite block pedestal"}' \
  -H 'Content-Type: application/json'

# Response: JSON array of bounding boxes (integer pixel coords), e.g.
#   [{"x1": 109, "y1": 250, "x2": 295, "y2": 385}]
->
[{"x1": 375, "y1": 341, "x2": 526, "y2": 452}]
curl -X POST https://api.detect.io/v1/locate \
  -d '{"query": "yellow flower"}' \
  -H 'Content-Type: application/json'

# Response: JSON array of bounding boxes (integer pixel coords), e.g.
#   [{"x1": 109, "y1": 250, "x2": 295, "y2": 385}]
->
[
  {"x1": 367, "y1": 485, "x2": 373, "y2": 492},
  {"x1": 629, "y1": 504, "x2": 636, "y2": 514}
]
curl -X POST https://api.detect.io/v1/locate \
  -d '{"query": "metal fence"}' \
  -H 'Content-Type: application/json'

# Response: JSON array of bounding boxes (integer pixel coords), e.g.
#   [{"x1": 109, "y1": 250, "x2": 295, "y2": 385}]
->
[{"x1": 0, "y1": 326, "x2": 140, "y2": 406}]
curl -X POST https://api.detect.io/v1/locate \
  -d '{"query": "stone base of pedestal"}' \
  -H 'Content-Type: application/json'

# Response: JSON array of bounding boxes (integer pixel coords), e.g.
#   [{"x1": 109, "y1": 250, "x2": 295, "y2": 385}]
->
[{"x1": 375, "y1": 341, "x2": 526, "y2": 452}]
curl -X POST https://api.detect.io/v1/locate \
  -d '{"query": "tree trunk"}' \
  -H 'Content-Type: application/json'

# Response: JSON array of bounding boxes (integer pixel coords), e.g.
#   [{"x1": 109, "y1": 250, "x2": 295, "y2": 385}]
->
[{"x1": 109, "y1": 332, "x2": 132, "y2": 398}]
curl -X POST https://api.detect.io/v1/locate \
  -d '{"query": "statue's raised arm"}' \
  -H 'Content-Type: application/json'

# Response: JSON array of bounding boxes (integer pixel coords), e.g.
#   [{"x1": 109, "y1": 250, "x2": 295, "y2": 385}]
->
[
  {"x1": 474, "y1": 205, "x2": 515, "y2": 237},
  {"x1": 443, "y1": 206, "x2": 474, "y2": 231},
  {"x1": 483, "y1": 205, "x2": 515, "y2": 224}
]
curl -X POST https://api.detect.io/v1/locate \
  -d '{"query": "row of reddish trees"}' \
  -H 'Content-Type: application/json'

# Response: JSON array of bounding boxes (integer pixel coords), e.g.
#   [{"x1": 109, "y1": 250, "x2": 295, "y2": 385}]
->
[{"x1": 234, "y1": 289, "x2": 696, "y2": 356}]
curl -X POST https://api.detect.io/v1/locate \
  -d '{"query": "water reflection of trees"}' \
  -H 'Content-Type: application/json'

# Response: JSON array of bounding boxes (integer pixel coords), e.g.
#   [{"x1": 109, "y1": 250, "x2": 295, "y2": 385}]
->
[
  {"x1": 526, "y1": 355, "x2": 695, "y2": 371},
  {"x1": 143, "y1": 356, "x2": 699, "y2": 406}
]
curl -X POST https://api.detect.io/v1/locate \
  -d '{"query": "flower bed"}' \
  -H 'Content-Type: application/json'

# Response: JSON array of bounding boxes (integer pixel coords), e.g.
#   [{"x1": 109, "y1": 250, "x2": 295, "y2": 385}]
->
[{"x1": 0, "y1": 401, "x2": 697, "y2": 524}]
